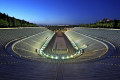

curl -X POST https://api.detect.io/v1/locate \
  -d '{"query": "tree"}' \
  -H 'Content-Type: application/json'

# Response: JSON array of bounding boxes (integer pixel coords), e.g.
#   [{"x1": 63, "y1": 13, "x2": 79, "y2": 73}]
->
[
  {"x1": 8, "y1": 18, "x2": 13, "y2": 27},
  {"x1": 0, "y1": 12, "x2": 37, "y2": 28},
  {"x1": 117, "y1": 21, "x2": 120, "y2": 28},
  {"x1": 0, "y1": 19, "x2": 8, "y2": 27},
  {"x1": 113, "y1": 20, "x2": 119, "y2": 28}
]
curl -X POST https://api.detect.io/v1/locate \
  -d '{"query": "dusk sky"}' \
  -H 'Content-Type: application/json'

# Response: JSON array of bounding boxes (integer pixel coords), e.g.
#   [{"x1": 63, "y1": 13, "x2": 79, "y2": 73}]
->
[{"x1": 0, "y1": 0, "x2": 120, "y2": 25}]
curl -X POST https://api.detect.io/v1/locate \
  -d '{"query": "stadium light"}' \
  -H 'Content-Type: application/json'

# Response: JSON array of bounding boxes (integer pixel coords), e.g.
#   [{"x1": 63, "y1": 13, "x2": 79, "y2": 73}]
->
[
  {"x1": 55, "y1": 56, "x2": 58, "y2": 59},
  {"x1": 70, "y1": 55, "x2": 73, "y2": 58},
  {"x1": 66, "y1": 56, "x2": 69, "y2": 59},
  {"x1": 51, "y1": 56, "x2": 54, "y2": 59},
  {"x1": 61, "y1": 56, "x2": 65, "y2": 59},
  {"x1": 46, "y1": 55, "x2": 49, "y2": 57}
]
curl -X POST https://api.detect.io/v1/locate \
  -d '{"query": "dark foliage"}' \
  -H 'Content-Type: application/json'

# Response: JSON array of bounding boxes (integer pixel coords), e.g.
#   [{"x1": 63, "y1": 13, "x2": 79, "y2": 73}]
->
[
  {"x1": 0, "y1": 12, "x2": 37, "y2": 28},
  {"x1": 79, "y1": 18, "x2": 120, "y2": 29}
]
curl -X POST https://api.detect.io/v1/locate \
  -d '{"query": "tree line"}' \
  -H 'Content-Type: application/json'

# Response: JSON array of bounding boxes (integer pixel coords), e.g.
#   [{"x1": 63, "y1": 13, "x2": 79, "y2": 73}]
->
[
  {"x1": 79, "y1": 19, "x2": 120, "y2": 29},
  {"x1": 47, "y1": 18, "x2": 120, "y2": 30},
  {"x1": 0, "y1": 12, "x2": 37, "y2": 28}
]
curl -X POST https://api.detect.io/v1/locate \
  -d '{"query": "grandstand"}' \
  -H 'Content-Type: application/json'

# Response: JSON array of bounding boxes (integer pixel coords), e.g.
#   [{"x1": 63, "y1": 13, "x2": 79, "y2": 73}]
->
[{"x1": 0, "y1": 27, "x2": 120, "y2": 80}]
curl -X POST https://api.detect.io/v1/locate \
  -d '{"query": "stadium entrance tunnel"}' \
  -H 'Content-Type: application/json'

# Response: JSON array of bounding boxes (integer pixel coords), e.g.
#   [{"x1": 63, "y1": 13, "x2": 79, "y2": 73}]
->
[{"x1": 6, "y1": 30, "x2": 114, "y2": 63}]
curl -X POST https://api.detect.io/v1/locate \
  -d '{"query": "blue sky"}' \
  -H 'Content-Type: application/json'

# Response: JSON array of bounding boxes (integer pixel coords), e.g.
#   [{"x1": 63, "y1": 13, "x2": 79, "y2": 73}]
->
[{"x1": 0, "y1": 0, "x2": 120, "y2": 25}]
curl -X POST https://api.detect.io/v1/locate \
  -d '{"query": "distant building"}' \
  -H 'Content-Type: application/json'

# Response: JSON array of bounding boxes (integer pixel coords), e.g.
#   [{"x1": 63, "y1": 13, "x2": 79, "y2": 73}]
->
[{"x1": 100, "y1": 18, "x2": 111, "y2": 22}]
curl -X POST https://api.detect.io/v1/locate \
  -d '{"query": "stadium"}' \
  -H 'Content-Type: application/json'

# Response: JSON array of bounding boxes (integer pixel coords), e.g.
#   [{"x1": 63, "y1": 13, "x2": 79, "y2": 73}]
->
[
  {"x1": 0, "y1": 27, "x2": 120, "y2": 80},
  {"x1": 0, "y1": 0, "x2": 120, "y2": 80}
]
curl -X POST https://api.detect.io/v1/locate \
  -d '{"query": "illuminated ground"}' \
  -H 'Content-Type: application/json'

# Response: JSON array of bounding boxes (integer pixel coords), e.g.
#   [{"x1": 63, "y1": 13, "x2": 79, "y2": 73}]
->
[
  {"x1": 44, "y1": 31, "x2": 76, "y2": 59},
  {"x1": 0, "y1": 27, "x2": 120, "y2": 80}
]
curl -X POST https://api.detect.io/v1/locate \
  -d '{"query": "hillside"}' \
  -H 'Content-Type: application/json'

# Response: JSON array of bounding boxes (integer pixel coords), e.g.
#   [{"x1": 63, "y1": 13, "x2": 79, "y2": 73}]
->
[
  {"x1": 79, "y1": 18, "x2": 120, "y2": 29},
  {"x1": 0, "y1": 12, "x2": 37, "y2": 28}
]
